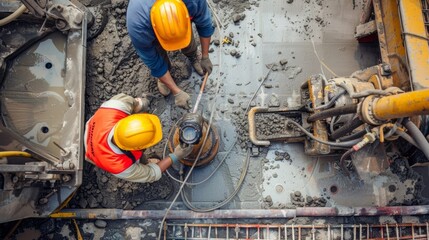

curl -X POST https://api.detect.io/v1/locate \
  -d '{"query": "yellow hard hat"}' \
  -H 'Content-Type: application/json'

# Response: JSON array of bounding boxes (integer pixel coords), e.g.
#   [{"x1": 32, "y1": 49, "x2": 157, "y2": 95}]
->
[
  {"x1": 150, "y1": 0, "x2": 191, "y2": 51},
  {"x1": 113, "y1": 113, "x2": 163, "y2": 151}
]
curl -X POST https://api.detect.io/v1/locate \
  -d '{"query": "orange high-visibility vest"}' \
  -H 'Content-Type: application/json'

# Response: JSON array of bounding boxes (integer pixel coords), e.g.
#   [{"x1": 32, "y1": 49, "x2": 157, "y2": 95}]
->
[{"x1": 85, "y1": 108, "x2": 143, "y2": 174}]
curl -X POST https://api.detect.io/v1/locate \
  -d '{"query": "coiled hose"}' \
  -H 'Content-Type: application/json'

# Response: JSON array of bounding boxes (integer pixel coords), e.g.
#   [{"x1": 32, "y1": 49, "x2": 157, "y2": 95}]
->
[{"x1": 180, "y1": 149, "x2": 250, "y2": 212}]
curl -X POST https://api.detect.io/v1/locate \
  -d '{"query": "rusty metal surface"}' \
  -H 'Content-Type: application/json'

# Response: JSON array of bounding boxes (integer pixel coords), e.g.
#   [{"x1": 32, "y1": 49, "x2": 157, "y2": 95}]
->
[
  {"x1": 161, "y1": 222, "x2": 429, "y2": 240},
  {"x1": 52, "y1": 205, "x2": 429, "y2": 219},
  {"x1": 305, "y1": 75, "x2": 330, "y2": 155},
  {"x1": 381, "y1": 0, "x2": 410, "y2": 90},
  {"x1": 372, "y1": 0, "x2": 395, "y2": 90},
  {"x1": 169, "y1": 122, "x2": 220, "y2": 167},
  {"x1": 248, "y1": 107, "x2": 305, "y2": 146}
]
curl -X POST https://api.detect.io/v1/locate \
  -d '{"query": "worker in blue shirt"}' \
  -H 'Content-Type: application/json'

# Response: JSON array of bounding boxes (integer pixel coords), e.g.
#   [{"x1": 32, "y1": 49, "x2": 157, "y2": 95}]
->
[{"x1": 127, "y1": 0, "x2": 215, "y2": 109}]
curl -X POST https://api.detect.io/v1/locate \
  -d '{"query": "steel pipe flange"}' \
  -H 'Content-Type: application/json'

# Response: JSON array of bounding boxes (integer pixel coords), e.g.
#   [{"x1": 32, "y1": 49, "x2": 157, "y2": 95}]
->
[{"x1": 168, "y1": 120, "x2": 220, "y2": 167}]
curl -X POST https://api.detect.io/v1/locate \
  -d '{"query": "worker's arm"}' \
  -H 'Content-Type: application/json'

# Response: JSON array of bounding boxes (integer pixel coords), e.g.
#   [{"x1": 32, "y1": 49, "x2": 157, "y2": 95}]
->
[
  {"x1": 187, "y1": 0, "x2": 215, "y2": 39},
  {"x1": 113, "y1": 145, "x2": 193, "y2": 183},
  {"x1": 113, "y1": 162, "x2": 162, "y2": 183},
  {"x1": 158, "y1": 71, "x2": 181, "y2": 95},
  {"x1": 102, "y1": 93, "x2": 148, "y2": 114},
  {"x1": 200, "y1": 37, "x2": 211, "y2": 58}
]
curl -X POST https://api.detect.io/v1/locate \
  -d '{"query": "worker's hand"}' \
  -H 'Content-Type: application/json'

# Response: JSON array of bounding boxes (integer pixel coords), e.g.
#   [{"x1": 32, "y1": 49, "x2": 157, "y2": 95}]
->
[
  {"x1": 133, "y1": 97, "x2": 150, "y2": 113},
  {"x1": 169, "y1": 145, "x2": 194, "y2": 163},
  {"x1": 174, "y1": 91, "x2": 191, "y2": 110},
  {"x1": 192, "y1": 61, "x2": 205, "y2": 76},
  {"x1": 200, "y1": 56, "x2": 213, "y2": 75}
]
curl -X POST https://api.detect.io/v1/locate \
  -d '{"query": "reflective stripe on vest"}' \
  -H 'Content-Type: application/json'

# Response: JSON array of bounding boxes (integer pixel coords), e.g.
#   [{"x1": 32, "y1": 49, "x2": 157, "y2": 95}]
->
[{"x1": 85, "y1": 108, "x2": 143, "y2": 174}]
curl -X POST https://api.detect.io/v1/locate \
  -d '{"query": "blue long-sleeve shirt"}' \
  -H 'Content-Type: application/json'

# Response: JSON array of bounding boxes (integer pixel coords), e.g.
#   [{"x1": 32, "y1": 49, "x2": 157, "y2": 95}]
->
[{"x1": 126, "y1": 0, "x2": 214, "y2": 78}]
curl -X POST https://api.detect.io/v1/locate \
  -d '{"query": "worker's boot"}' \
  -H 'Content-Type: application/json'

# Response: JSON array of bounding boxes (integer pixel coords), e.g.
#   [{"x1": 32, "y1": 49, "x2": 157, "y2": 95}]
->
[
  {"x1": 157, "y1": 80, "x2": 171, "y2": 96},
  {"x1": 188, "y1": 51, "x2": 204, "y2": 76}
]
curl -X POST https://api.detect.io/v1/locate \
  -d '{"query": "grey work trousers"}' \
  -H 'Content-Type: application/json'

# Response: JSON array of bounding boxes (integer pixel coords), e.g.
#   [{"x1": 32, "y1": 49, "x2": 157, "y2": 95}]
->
[{"x1": 154, "y1": 31, "x2": 198, "y2": 70}]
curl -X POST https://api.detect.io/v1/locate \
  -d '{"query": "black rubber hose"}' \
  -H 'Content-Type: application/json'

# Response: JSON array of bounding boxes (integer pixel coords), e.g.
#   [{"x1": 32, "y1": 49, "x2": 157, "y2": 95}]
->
[
  {"x1": 314, "y1": 89, "x2": 346, "y2": 110},
  {"x1": 403, "y1": 118, "x2": 429, "y2": 161},
  {"x1": 307, "y1": 104, "x2": 358, "y2": 122},
  {"x1": 330, "y1": 117, "x2": 364, "y2": 140},
  {"x1": 339, "y1": 148, "x2": 354, "y2": 176},
  {"x1": 338, "y1": 129, "x2": 366, "y2": 142}
]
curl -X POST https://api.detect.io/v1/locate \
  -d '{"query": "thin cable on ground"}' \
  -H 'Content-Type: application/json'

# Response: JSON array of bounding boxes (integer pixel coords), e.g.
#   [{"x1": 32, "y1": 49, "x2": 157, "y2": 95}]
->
[
  {"x1": 311, "y1": 39, "x2": 338, "y2": 77},
  {"x1": 180, "y1": 149, "x2": 250, "y2": 212},
  {"x1": 157, "y1": 1, "x2": 225, "y2": 238},
  {"x1": 165, "y1": 138, "x2": 237, "y2": 186},
  {"x1": 244, "y1": 66, "x2": 274, "y2": 113}
]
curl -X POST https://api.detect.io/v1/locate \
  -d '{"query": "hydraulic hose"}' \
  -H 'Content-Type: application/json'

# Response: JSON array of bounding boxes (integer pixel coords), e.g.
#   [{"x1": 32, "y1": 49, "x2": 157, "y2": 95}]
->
[
  {"x1": 339, "y1": 148, "x2": 354, "y2": 176},
  {"x1": 395, "y1": 129, "x2": 420, "y2": 149},
  {"x1": 330, "y1": 117, "x2": 364, "y2": 140},
  {"x1": 403, "y1": 118, "x2": 429, "y2": 161},
  {"x1": 314, "y1": 89, "x2": 346, "y2": 110},
  {"x1": 0, "y1": 151, "x2": 32, "y2": 158},
  {"x1": 286, "y1": 120, "x2": 362, "y2": 147},
  {"x1": 338, "y1": 129, "x2": 366, "y2": 142},
  {"x1": 307, "y1": 104, "x2": 358, "y2": 122},
  {"x1": 0, "y1": 5, "x2": 27, "y2": 26}
]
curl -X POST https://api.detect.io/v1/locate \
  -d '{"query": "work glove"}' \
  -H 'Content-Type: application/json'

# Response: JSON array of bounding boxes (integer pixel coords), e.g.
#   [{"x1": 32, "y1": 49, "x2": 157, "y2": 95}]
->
[
  {"x1": 169, "y1": 144, "x2": 194, "y2": 163},
  {"x1": 174, "y1": 91, "x2": 191, "y2": 110},
  {"x1": 133, "y1": 97, "x2": 150, "y2": 113},
  {"x1": 200, "y1": 56, "x2": 213, "y2": 75},
  {"x1": 192, "y1": 61, "x2": 205, "y2": 76}
]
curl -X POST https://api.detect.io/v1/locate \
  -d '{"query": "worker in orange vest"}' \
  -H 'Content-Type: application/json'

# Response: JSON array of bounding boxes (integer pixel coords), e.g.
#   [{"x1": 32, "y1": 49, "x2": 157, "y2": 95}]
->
[{"x1": 84, "y1": 93, "x2": 193, "y2": 182}]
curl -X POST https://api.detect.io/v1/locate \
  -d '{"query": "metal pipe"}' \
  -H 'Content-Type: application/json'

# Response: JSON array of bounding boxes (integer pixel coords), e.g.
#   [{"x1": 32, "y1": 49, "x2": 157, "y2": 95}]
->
[
  {"x1": 372, "y1": 88, "x2": 429, "y2": 120},
  {"x1": 403, "y1": 118, "x2": 429, "y2": 160},
  {"x1": 248, "y1": 107, "x2": 271, "y2": 146},
  {"x1": 50, "y1": 205, "x2": 429, "y2": 219}
]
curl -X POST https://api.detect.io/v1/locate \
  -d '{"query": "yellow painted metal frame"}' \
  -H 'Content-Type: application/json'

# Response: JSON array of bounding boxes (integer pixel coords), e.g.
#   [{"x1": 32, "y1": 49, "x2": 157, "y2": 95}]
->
[
  {"x1": 398, "y1": 0, "x2": 429, "y2": 90},
  {"x1": 373, "y1": 88, "x2": 429, "y2": 120},
  {"x1": 379, "y1": 0, "x2": 410, "y2": 90}
]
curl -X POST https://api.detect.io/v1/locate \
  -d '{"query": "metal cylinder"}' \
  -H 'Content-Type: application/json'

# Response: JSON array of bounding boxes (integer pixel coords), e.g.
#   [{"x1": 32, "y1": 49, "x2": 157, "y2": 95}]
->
[
  {"x1": 168, "y1": 119, "x2": 220, "y2": 167},
  {"x1": 372, "y1": 89, "x2": 429, "y2": 121}
]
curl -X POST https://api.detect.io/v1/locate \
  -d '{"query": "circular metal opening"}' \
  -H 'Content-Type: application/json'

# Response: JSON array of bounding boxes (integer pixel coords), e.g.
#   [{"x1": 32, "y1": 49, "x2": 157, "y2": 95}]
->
[
  {"x1": 41, "y1": 126, "x2": 49, "y2": 133},
  {"x1": 330, "y1": 185, "x2": 338, "y2": 194},
  {"x1": 45, "y1": 62, "x2": 53, "y2": 69}
]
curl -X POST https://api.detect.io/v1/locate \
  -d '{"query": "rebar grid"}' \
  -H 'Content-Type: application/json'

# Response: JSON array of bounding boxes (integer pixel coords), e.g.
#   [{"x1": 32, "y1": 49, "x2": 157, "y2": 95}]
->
[{"x1": 162, "y1": 222, "x2": 429, "y2": 240}]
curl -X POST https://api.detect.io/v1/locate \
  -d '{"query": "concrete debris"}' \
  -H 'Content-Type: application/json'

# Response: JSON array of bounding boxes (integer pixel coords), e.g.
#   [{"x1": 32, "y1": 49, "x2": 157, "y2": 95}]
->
[
  {"x1": 94, "y1": 220, "x2": 107, "y2": 228},
  {"x1": 232, "y1": 13, "x2": 246, "y2": 24},
  {"x1": 290, "y1": 191, "x2": 327, "y2": 207}
]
